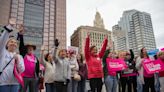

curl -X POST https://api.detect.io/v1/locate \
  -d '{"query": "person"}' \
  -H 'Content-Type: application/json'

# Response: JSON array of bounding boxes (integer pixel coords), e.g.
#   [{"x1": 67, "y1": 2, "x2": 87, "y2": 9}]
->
[
  {"x1": 136, "y1": 47, "x2": 155, "y2": 92},
  {"x1": 40, "y1": 46, "x2": 56, "y2": 92},
  {"x1": 84, "y1": 33, "x2": 108, "y2": 92},
  {"x1": 17, "y1": 25, "x2": 40, "y2": 92},
  {"x1": 67, "y1": 50, "x2": 79, "y2": 92},
  {"x1": 154, "y1": 55, "x2": 160, "y2": 92},
  {"x1": 102, "y1": 45, "x2": 118, "y2": 92},
  {"x1": 117, "y1": 51, "x2": 126, "y2": 92},
  {"x1": 0, "y1": 21, "x2": 25, "y2": 92},
  {"x1": 54, "y1": 47, "x2": 71, "y2": 92},
  {"x1": 158, "y1": 51, "x2": 164, "y2": 92},
  {"x1": 120, "y1": 49, "x2": 137, "y2": 92},
  {"x1": 77, "y1": 54, "x2": 87, "y2": 92}
]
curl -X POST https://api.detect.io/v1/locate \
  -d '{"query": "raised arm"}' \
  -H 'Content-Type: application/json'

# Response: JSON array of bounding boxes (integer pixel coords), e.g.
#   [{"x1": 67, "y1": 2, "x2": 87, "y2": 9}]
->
[
  {"x1": 84, "y1": 34, "x2": 90, "y2": 60},
  {"x1": 52, "y1": 47, "x2": 59, "y2": 63},
  {"x1": 129, "y1": 49, "x2": 134, "y2": 62},
  {"x1": 99, "y1": 37, "x2": 108, "y2": 58},
  {"x1": 0, "y1": 26, "x2": 13, "y2": 56},
  {"x1": 17, "y1": 32, "x2": 27, "y2": 57},
  {"x1": 102, "y1": 49, "x2": 110, "y2": 63},
  {"x1": 40, "y1": 46, "x2": 46, "y2": 66}
]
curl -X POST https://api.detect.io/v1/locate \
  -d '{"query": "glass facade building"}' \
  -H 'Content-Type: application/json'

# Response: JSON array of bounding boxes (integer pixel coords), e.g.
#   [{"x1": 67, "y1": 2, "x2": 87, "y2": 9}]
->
[
  {"x1": 0, "y1": 0, "x2": 67, "y2": 56},
  {"x1": 24, "y1": 0, "x2": 44, "y2": 56},
  {"x1": 113, "y1": 9, "x2": 156, "y2": 55}
]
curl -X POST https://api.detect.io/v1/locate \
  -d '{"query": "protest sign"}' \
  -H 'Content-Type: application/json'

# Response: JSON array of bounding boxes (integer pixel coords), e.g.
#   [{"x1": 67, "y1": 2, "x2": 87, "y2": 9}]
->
[
  {"x1": 106, "y1": 58, "x2": 127, "y2": 72},
  {"x1": 67, "y1": 46, "x2": 78, "y2": 55},
  {"x1": 143, "y1": 59, "x2": 164, "y2": 74}
]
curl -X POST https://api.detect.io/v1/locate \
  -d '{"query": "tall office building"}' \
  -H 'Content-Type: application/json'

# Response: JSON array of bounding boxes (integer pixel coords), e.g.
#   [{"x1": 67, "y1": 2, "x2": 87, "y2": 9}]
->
[
  {"x1": 113, "y1": 9, "x2": 156, "y2": 54},
  {"x1": 112, "y1": 25, "x2": 127, "y2": 51},
  {"x1": 0, "y1": 0, "x2": 66, "y2": 56},
  {"x1": 71, "y1": 11, "x2": 111, "y2": 53}
]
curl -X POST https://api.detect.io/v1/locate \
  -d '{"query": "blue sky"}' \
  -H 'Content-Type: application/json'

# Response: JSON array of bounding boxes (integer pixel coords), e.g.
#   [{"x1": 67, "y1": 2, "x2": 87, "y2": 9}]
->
[{"x1": 67, "y1": 0, "x2": 164, "y2": 49}]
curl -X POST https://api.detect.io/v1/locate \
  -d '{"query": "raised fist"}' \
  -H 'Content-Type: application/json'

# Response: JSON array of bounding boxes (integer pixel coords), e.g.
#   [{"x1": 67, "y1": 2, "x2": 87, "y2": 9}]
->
[
  {"x1": 55, "y1": 39, "x2": 59, "y2": 47},
  {"x1": 9, "y1": 18, "x2": 16, "y2": 26}
]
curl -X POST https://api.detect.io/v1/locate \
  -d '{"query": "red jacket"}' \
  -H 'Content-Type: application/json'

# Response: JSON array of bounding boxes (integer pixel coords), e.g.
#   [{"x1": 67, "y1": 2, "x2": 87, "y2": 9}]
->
[{"x1": 85, "y1": 36, "x2": 108, "y2": 79}]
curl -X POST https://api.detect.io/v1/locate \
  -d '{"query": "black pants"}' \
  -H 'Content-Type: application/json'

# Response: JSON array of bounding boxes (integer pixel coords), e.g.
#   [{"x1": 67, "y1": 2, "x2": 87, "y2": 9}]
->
[
  {"x1": 89, "y1": 78, "x2": 103, "y2": 92},
  {"x1": 20, "y1": 77, "x2": 38, "y2": 92},
  {"x1": 120, "y1": 76, "x2": 137, "y2": 92},
  {"x1": 45, "y1": 83, "x2": 56, "y2": 92},
  {"x1": 143, "y1": 77, "x2": 155, "y2": 92},
  {"x1": 54, "y1": 81, "x2": 67, "y2": 92}
]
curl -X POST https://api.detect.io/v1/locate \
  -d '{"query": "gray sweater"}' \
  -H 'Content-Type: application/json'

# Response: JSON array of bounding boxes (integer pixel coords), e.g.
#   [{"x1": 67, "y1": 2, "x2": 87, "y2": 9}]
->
[{"x1": 54, "y1": 56, "x2": 71, "y2": 82}]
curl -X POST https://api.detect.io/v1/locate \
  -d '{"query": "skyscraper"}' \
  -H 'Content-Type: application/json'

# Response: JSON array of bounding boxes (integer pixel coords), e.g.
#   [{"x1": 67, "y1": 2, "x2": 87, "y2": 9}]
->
[
  {"x1": 113, "y1": 9, "x2": 156, "y2": 54},
  {"x1": 0, "y1": 0, "x2": 66, "y2": 56},
  {"x1": 71, "y1": 11, "x2": 111, "y2": 53}
]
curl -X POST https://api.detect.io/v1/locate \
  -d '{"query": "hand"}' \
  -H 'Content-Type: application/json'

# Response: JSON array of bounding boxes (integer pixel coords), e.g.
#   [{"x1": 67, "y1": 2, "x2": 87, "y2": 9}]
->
[
  {"x1": 9, "y1": 18, "x2": 16, "y2": 27},
  {"x1": 55, "y1": 39, "x2": 59, "y2": 47},
  {"x1": 14, "y1": 54, "x2": 19, "y2": 64},
  {"x1": 41, "y1": 45, "x2": 45, "y2": 51},
  {"x1": 18, "y1": 24, "x2": 24, "y2": 35},
  {"x1": 66, "y1": 79, "x2": 70, "y2": 84}
]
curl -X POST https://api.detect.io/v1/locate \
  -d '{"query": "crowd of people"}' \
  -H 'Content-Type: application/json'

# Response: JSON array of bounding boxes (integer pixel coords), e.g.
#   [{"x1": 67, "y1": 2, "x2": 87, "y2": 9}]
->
[{"x1": 0, "y1": 21, "x2": 164, "y2": 92}]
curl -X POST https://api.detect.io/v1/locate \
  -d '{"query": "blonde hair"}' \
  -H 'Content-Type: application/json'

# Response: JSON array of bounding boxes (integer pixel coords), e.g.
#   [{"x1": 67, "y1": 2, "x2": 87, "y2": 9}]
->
[
  {"x1": 118, "y1": 51, "x2": 126, "y2": 59},
  {"x1": 57, "y1": 49, "x2": 67, "y2": 56},
  {"x1": 157, "y1": 51, "x2": 164, "y2": 58},
  {"x1": 6, "y1": 38, "x2": 18, "y2": 49}
]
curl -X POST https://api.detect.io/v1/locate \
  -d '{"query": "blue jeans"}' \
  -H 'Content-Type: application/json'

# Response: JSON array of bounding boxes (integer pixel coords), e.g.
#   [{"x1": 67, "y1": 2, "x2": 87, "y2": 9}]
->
[
  {"x1": 104, "y1": 75, "x2": 118, "y2": 92},
  {"x1": 77, "y1": 79, "x2": 86, "y2": 92},
  {"x1": 137, "y1": 76, "x2": 143, "y2": 92},
  {"x1": 0, "y1": 85, "x2": 19, "y2": 92},
  {"x1": 67, "y1": 78, "x2": 78, "y2": 92},
  {"x1": 155, "y1": 73, "x2": 160, "y2": 92},
  {"x1": 45, "y1": 83, "x2": 56, "y2": 92}
]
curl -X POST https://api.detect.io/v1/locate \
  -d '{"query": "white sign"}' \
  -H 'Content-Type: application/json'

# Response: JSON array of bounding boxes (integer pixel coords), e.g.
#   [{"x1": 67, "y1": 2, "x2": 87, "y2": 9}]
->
[{"x1": 67, "y1": 46, "x2": 79, "y2": 55}]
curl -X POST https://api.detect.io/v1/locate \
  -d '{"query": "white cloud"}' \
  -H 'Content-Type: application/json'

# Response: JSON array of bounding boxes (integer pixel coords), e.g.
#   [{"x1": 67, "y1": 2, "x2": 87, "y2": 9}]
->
[{"x1": 67, "y1": 0, "x2": 164, "y2": 48}]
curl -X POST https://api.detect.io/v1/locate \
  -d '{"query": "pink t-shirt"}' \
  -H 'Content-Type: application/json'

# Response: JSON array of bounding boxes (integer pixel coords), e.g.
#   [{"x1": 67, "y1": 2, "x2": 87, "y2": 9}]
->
[
  {"x1": 108, "y1": 71, "x2": 117, "y2": 76},
  {"x1": 143, "y1": 58, "x2": 154, "y2": 78},
  {"x1": 22, "y1": 54, "x2": 36, "y2": 78}
]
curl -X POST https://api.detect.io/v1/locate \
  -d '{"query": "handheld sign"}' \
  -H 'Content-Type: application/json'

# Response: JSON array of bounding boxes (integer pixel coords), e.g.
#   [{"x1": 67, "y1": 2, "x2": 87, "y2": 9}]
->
[
  {"x1": 142, "y1": 59, "x2": 164, "y2": 74},
  {"x1": 67, "y1": 46, "x2": 78, "y2": 55},
  {"x1": 106, "y1": 58, "x2": 127, "y2": 72}
]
